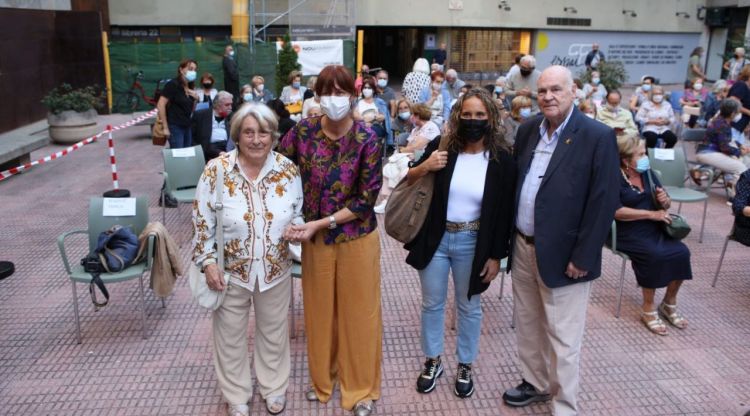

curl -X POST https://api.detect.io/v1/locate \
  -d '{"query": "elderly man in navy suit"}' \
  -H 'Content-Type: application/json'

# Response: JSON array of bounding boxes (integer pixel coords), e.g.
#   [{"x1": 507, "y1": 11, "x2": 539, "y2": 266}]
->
[{"x1": 502, "y1": 65, "x2": 620, "y2": 415}]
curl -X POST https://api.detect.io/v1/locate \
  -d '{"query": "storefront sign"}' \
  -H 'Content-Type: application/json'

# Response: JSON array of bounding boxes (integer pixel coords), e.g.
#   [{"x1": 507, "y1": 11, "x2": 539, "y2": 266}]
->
[{"x1": 535, "y1": 30, "x2": 702, "y2": 84}]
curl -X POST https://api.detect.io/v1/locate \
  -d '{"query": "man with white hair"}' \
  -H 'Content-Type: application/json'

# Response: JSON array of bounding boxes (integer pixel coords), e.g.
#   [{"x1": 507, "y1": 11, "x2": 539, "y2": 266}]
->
[
  {"x1": 444, "y1": 69, "x2": 466, "y2": 100},
  {"x1": 502, "y1": 65, "x2": 619, "y2": 415},
  {"x1": 506, "y1": 55, "x2": 541, "y2": 113},
  {"x1": 192, "y1": 91, "x2": 234, "y2": 160},
  {"x1": 724, "y1": 47, "x2": 750, "y2": 82}
]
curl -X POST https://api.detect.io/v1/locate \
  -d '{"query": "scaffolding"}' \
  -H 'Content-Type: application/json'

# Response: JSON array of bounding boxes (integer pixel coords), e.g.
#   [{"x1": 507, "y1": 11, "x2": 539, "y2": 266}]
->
[{"x1": 249, "y1": 0, "x2": 356, "y2": 47}]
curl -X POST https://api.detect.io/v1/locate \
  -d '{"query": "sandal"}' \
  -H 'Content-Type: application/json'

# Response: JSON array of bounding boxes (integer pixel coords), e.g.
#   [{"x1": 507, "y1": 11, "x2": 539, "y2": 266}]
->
[
  {"x1": 689, "y1": 168, "x2": 703, "y2": 186},
  {"x1": 659, "y1": 302, "x2": 688, "y2": 329},
  {"x1": 353, "y1": 400, "x2": 374, "y2": 416},
  {"x1": 265, "y1": 395, "x2": 286, "y2": 415},
  {"x1": 641, "y1": 311, "x2": 668, "y2": 336},
  {"x1": 228, "y1": 404, "x2": 249, "y2": 416}
]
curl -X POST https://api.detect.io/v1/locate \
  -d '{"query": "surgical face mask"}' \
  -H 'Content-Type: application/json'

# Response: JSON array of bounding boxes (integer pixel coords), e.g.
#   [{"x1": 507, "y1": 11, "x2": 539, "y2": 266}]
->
[
  {"x1": 652, "y1": 95, "x2": 664, "y2": 104},
  {"x1": 398, "y1": 111, "x2": 411, "y2": 121},
  {"x1": 377, "y1": 78, "x2": 388, "y2": 88},
  {"x1": 432, "y1": 82, "x2": 442, "y2": 91},
  {"x1": 185, "y1": 70, "x2": 197, "y2": 82},
  {"x1": 519, "y1": 107, "x2": 532, "y2": 119},
  {"x1": 362, "y1": 87, "x2": 374, "y2": 98},
  {"x1": 243, "y1": 93, "x2": 253, "y2": 102},
  {"x1": 458, "y1": 118, "x2": 489, "y2": 142},
  {"x1": 642, "y1": 84, "x2": 652, "y2": 92},
  {"x1": 256, "y1": 83, "x2": 264, "y2": 92},
  {"x1": 319, "y1": 95, "x2": 352, "y2": 121},
  {"x1": 733, "y1": 112, "x2": 743, "y2": 123},
  {"x1": 693, "y1": 83, "x2": 703, "y2": 91},
  {"x1": 292, "y1": 81, "x2": 301, "y2": 89},
  {"x1": 229, "y1": 50, "x2": 235, "y2": 57},
  {"x1": 635, "y1": 155, "x2": 650, "y2": 173},
  {"x1": 494, "y1": 86, "x2": 504, "y2": 94}
]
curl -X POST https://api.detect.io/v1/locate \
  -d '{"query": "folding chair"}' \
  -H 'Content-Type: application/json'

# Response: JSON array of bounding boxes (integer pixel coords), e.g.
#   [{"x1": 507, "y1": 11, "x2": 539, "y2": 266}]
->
[
  {"x1": 57, "y1": 197, "x2": 159, "y2": 343},
  {"x1": 161, "y1": 145, "x2": 206, "y2": 224},
  {"x1": 605, "y1": 221, "x2": 630, "y2": 318}
]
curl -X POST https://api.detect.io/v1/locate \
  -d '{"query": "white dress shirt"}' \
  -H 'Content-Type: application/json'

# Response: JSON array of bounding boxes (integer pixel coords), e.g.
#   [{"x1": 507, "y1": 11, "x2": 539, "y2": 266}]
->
[
  {"x1": 210, "y1": 112, "x2": 228, "y2": 143},
  {"x1": 192, "y1": 150, "x2": 304, "y2": 293},
  {"x1": 516, "y1": 108, "x2": 575, "y2": 236}
]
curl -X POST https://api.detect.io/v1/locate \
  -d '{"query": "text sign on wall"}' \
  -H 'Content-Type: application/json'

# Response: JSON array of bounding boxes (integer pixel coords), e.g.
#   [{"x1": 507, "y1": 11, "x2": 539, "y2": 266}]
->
[
  {"x1": 534, "y1": 30, "x2": 701, "y2": 84},
  {"x1": 276, "y1": 39, "x2": 344, "y2": 76}
]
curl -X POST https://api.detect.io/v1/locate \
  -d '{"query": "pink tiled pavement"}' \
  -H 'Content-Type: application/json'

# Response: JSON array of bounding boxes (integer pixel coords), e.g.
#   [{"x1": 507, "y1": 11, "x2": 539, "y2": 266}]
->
[{"x1": 0, "y1": 113, "x2": 749, "y2": 415}]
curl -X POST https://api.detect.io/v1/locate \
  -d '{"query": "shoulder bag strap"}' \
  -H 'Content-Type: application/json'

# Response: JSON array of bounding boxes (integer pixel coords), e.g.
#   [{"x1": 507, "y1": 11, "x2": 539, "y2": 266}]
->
[
  {"x1": 645, "y1": 169, "x2": 661, "y2": 209},
  {"x1": 215, "y1": 161, "x2": 225, "y2": 273}
]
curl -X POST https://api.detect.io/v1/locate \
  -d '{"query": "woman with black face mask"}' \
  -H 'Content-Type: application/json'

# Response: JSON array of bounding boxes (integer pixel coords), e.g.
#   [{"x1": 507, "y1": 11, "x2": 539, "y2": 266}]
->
[
  {"x1": 195, "y1": 72, "x2": 218, "y2": 108},
  {"x1": 402, "y1": 88, "x2": 517, "y2": 399}
]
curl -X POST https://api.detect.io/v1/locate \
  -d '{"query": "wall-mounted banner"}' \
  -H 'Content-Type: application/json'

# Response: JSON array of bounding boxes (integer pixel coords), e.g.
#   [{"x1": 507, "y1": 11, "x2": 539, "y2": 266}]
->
[
  {"x1": 276, "y1": 39, "x2": 344, "y2": 76},
  {"x1": 535, "y1": 30, "x2": 702, "y2": 84}
]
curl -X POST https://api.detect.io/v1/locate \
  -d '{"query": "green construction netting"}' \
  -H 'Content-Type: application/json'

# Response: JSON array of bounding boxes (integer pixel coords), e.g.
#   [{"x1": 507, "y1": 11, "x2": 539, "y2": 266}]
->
[{"x1": 109, "y1": 40, "x2": 355, "y2": 114}]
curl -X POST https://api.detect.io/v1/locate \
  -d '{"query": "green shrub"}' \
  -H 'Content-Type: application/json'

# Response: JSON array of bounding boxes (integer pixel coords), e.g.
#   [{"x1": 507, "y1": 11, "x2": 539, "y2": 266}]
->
[
  {"x1": 577, "y1": 60, "x2": 629, "y2": 92},
  {"x1": 274, "y1": 33, "x2": 301, "y2": 97},
  {"x1": 42, "y1": 84, "x2": 103, "y2": 114}
]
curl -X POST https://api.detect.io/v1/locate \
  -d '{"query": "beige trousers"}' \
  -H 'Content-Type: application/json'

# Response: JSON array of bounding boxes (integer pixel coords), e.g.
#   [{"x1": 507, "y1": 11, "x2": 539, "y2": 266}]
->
[
  {"x1": 695, "y1": 151, "x2": 749, "y2": 185},
  {"x1": 302, "y1": 230, "x2": 382, "y2": 410},
  {"x1": 212, "y1": 277, "x2": 291, "y2": 406},
  {"x1": 511, "y1": 234, "x2": 592, "y2": 416}
]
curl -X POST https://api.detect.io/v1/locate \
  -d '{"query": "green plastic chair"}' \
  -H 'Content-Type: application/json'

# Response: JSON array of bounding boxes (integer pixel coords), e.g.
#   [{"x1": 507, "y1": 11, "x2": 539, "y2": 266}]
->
[
  {"x1": 605, "y1": 221, "x2": 630, "y2": 318},
  {"x1": 648, "y1": 146, "x2": 709, "y2": 243},
  {"x1": 161, "y1": 145, "x2": 206, "y2": 224},
  {"x1": 57, "y1": 197, "x2": 157, "y2": 344}
]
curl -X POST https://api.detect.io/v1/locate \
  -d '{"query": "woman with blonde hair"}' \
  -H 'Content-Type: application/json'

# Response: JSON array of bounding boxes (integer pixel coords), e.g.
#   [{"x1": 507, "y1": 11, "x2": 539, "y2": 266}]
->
[{"x1": 503, "y1": 95, "x2": 533, "y2": 145}]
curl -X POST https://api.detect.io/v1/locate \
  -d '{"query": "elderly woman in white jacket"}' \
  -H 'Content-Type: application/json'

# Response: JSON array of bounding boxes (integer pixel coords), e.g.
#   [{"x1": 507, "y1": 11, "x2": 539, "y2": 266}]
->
[{"x1": 192, "y1": 103, "x2": 303, "y2": 416}]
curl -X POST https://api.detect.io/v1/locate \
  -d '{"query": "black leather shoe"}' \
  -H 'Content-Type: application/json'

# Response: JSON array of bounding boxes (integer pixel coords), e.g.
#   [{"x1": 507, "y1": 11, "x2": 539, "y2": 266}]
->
[
  {"x1": 502, "y1": 379, "x2": 551, "y2": 407},
  {"x1": 454, "y1": 363, "x2": 474, "y2": 398}
]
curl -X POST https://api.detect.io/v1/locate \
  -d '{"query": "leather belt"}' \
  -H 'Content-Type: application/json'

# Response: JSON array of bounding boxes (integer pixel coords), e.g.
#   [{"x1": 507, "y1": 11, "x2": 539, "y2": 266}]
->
[
  {"x1": 516, "y1": 229, "x2": 535, "y2": 244},
  {"x1": 445, "y1": 220, "x2": 480, "y2": 233}
]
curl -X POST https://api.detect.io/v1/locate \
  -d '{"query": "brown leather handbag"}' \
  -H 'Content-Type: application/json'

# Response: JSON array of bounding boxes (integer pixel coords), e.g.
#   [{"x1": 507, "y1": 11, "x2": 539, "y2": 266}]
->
[
  {"x1": 152, "y1": 117, "x2": 168, "y2": 146},
  {"x1": 384, "y1": 139, "x2": 447, "y2": 244}
]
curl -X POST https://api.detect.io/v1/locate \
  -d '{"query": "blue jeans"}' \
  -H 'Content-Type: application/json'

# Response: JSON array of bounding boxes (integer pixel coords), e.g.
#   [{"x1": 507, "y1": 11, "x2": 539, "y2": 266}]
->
[
  {"x1": 418, "y1": 230, "x2": 482, "y2": 364},
  {"x1": 168, "y1": 124, "x2": 192, "y2": 149}
]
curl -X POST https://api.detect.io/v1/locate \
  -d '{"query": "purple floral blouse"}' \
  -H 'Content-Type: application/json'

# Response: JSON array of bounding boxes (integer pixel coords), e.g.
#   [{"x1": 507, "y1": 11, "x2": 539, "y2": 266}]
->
[{"x1": 279, "y1": 116, "x2": 383, "y2": 244}]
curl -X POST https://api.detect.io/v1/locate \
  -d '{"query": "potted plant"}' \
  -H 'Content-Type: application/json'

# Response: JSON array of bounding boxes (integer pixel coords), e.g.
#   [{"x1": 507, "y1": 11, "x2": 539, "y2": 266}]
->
[{"x1": 42, "y1": 84, "x2": 103, "y2": 144}]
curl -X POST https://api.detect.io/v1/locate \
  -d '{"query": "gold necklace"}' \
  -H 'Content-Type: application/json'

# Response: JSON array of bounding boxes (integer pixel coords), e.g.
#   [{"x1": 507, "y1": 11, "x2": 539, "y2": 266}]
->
[{"x1": 620, "y1": 167, "x2": 643, "y2": 193}]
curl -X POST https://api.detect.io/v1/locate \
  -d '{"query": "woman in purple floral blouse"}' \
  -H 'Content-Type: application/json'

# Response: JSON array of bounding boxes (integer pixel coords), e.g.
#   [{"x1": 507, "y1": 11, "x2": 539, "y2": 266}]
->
[{"x1": 279, "y1": 65, "x2": 383, "y2": 416}]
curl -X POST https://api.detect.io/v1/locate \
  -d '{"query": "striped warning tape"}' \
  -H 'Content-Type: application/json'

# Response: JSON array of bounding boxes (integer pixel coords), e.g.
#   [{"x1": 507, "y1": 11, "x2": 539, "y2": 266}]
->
[{"x1": 0, "y1": 109, "x2": 158, "y2": 182}]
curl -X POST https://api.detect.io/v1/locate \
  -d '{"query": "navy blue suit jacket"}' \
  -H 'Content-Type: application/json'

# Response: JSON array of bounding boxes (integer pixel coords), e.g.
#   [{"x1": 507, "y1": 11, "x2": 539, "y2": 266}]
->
[{"x1": 511, "y1": 107, "x2": 620, "y2": 288}]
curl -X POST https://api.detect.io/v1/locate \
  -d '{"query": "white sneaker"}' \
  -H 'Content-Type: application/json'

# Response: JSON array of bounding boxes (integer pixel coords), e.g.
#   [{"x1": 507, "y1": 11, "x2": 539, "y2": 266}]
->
[{"x1": 374, "y1": 200, "x2": 387, "y2": 214}]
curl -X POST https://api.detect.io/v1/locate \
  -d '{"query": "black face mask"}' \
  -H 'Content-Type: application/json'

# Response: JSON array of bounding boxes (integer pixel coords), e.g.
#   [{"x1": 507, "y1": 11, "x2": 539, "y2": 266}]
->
[
  {"x1": 458, "y1": 119, "x2": 489, "y2": 142},
  {"x1": 520, "y1": 69, "x2": 533, "y2": 77},
  {"x1": 203, "y1": 82, "x2": 213, "y2": 89}
]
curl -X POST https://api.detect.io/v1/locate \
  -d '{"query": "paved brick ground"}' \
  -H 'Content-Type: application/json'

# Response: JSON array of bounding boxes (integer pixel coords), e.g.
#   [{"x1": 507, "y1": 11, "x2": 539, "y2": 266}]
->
[{"x1": 1, "y1": 113, "x2": 749, "y2": 416}]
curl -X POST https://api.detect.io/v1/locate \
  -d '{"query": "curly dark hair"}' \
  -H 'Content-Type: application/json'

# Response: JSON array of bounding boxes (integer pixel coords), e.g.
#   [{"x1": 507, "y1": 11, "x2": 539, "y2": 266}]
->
[{"x1": 442, "y1": 88, "x2": 511, "y2": 159}]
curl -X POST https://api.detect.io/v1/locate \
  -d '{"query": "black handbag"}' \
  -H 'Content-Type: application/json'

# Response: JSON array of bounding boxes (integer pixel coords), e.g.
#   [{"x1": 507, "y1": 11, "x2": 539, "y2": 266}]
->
[
  {"x1": 733, "y1": 215, "x2": 750, "y2": 247},
  {"x1": 79, "y1": 225, "x2": 140, "y2": 308},
  {"x1": 646, "y1": 170, "x2": 691, "y2": 240}
]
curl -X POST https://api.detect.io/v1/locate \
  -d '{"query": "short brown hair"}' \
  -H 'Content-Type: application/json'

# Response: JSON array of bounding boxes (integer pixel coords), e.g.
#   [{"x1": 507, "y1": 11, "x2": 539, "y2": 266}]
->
[
  {"x1": 200, "y1": 72, "x2": 215, "y2": 84},
  {"x1": 739, "y1": 65, "x2": 750, "y2": 82},
  {"x1": 430, "y1": 70, "x2": 445, "y2": 81},
  {"x1": 315, "y1": 65, "x2": 356, "y2": 97},
  {"x1": 288, "y1": 70, "x2": 303, "y2": 85},
  {"x1": 410, "y1": 103, "x2": 432, "y2": 121}
]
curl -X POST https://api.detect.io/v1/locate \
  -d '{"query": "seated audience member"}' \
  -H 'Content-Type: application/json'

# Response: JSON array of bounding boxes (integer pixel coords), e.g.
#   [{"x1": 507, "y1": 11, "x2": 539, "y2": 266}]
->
[
  {"x1": 279, "y1": 70, "x2": 306, "y2": 120},
  {"x1": 503, "y1": 95, "x2": 532, "y2": 146},
  {"x1": 695, "y1": 99, "x2": 750, "y2": 199},
  {"x1": 701, "y1": 80, "x2": 728, "y2": 123},
  {"x1": 583, "y1": 71, "x2": 607, "y2": 105},
  {"x1": 597, "y1": 90, "x2": 638, "y2": 137},
  {"x1": 376, "y1": 70, "x2": 397, "y2": 116},
  {"x1": 731, "y1": 168, "x2": 750, "y2": 246},
  {"x1": 579, "y1": 99, "x2": 598, "y2": 119},
  {"x1": 240, "y1": 84, "x2": 254, "y2": 104},
  {"x1": 268, "y1": 98, "x2": 297, "y2": 139},
  {"x1": 353, "y1": 77, "x2": 392, "y2": 146},
  {"x1": 306, "y1": 106, "x2": 322, "y2": 118},
  {"x1": 681, "y1": 78, "x2": 708, "y2": 128},
  {"x1": 419, "y1": 70, "x2": 452, "y2": 125},
  {"x1": 192, "y1": 91, "x2": 233, "y2": 160},
  {"x1": 195, "y1": 72, "x2": 218, "y2": 110},
  {"x1": 303, "y1": 76, "x2": 317, "y2": 101},
  {"x1": 302, "y1": 92, "x2": 320, "y2": 118},
  {"x1": 375, "y1": 103, "x2": 440, "y2": 214},
  {"x1": 250, "y1": 75, "x2": 274, "y2": 104},
  {"x1": 492, "y1": 76, "x2": 511, "y2": 114},
  {"x1": 392, "y1": 99, "x2": 415, "y2": 146},
  {"x1": 614, "y1": 134, "x2": 692, "y2": 336},
  {"x1": 630, "y1": 75, "x2": 655, "y2": 113},
  {"x1": 444, "y1": 69, "x2": 466, "y2": 100},
  {"x1": 636, "y1": 85, "x2": 677, "y2": 148},
  {"x1": 573, "y1": 78, "x2": 586, "y2": 107},
  {"x1": 728, "y1": 66, "x2": 750, "y2": 147}
]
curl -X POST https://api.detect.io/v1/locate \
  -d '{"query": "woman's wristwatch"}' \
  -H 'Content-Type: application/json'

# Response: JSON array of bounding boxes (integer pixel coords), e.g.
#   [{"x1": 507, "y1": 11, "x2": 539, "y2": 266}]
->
[{"x1": 327, "y1": 215, "x2": 337, "y2": 230}]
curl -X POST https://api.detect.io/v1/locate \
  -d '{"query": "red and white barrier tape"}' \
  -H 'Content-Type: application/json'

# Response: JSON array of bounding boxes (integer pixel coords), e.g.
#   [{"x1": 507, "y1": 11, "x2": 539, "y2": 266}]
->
[
  {"x1": 106, "y1": 125, "x2": 119, "y2": 190},
  {"x1": 0, "y1": 109, "x2": 158, "y2": 182}
]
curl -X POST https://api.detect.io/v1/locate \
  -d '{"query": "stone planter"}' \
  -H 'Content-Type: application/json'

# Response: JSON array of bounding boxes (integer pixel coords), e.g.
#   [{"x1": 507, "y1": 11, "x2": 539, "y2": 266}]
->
[{"x1": 47, "y1": 109, "x2": 99, "y2": 144}]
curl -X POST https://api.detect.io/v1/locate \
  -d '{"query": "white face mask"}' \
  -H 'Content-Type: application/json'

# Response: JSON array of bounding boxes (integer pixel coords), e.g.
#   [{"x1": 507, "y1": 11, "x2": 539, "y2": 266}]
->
[
  {"x1": 256, "y1": 83, "x2": 264, "y2": 92},
  {"x1": 362, "y1": 88, "x2": 374, "y2": 98},
  {"x1": 733, "y1": 112, "x2": 743, "y2": 123},
  {"x1": 693, "y1": 83, "x2": 703, "y2": 91},
  {"x1": 377, "y1": 79, "x2": 388, "y2": 88},
  {"x1": 319, "y1": 95, "x2": 351, "y2": 121},
  {"x1": 432, "y1": 82, "x2": 442, "y2": 91},
  {"x1": 652, "y1": 95, "x2": 664, "y2": 104}
]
